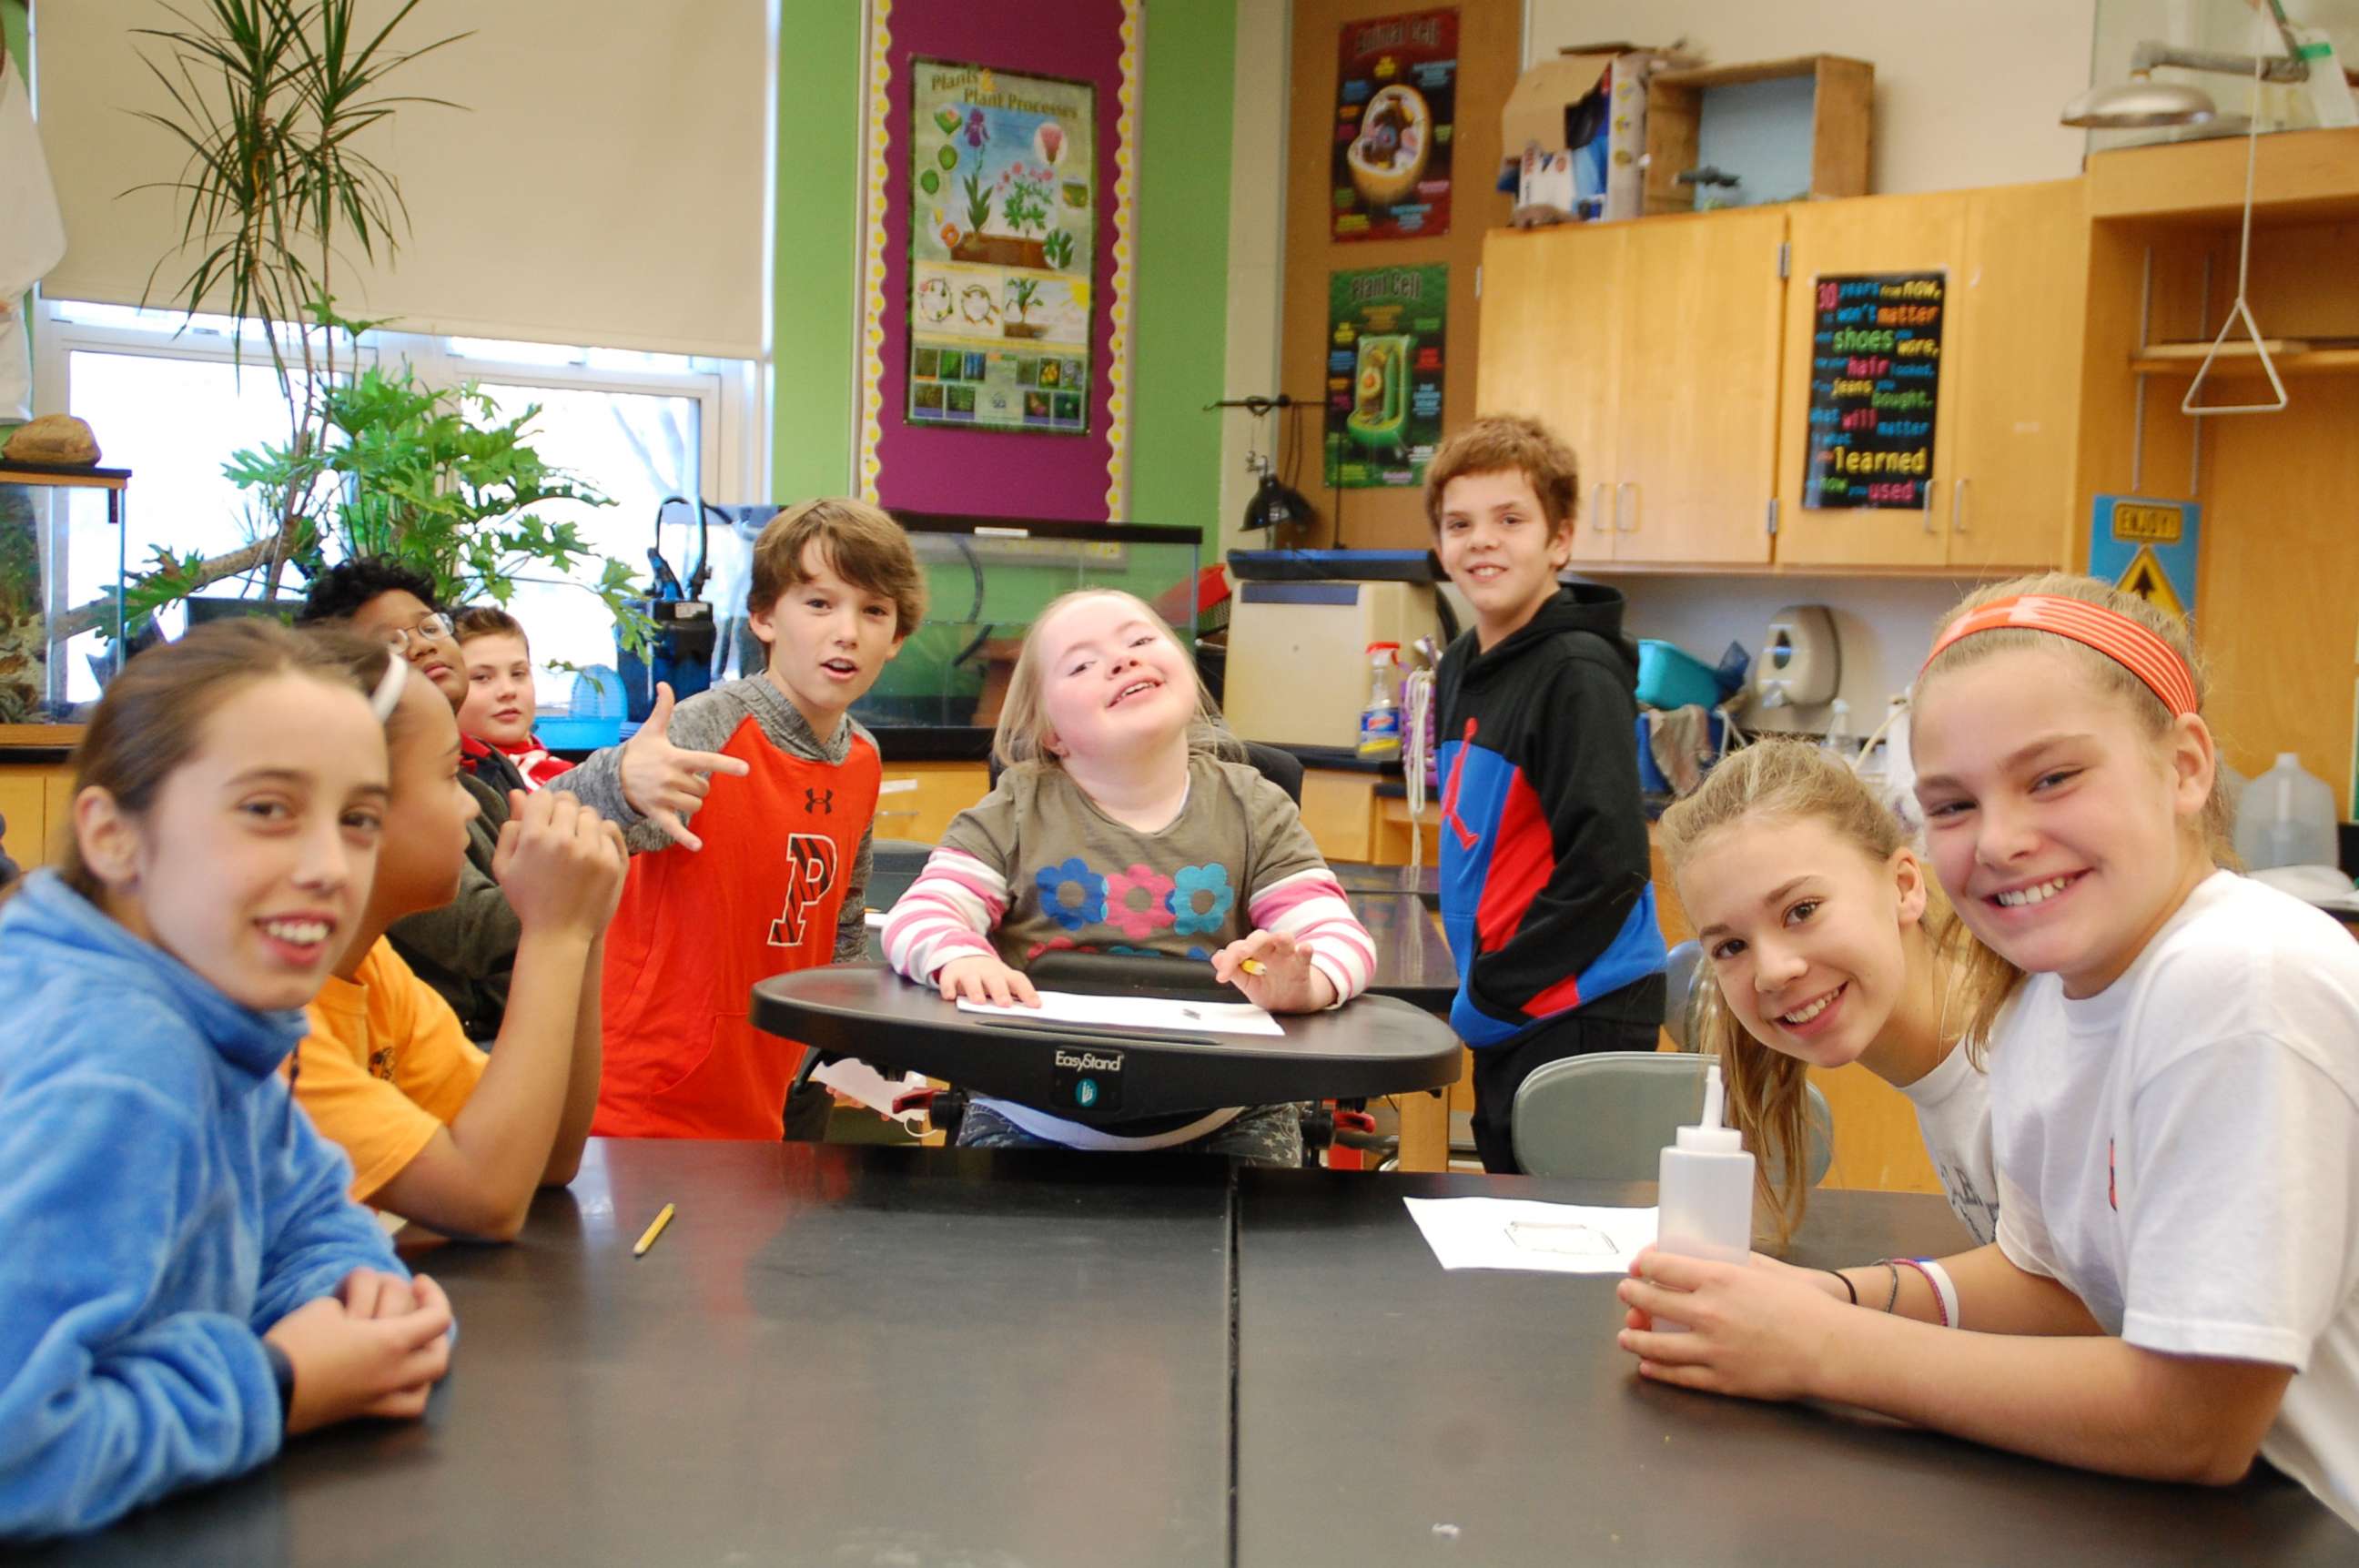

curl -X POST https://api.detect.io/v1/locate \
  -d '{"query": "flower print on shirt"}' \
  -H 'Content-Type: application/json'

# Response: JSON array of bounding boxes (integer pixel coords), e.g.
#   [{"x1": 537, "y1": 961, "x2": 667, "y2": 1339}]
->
[
  {"x1": 1037, "y1": 857, "x2": 1108, "y2": 930},
  {"x1": 1104, "y1": 864, "x2": 1180, "y2": 942},
  {"x1": 1169, "y1": 863, "x2": 1235, "y2": 936}
]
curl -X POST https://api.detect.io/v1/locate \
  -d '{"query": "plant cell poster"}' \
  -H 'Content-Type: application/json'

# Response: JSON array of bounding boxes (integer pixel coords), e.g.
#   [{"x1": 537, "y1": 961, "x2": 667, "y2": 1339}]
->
[
  {"x1": 1801, "y1": 272, "x2": 1946, "y2": 510},
  {"x1": 906, "y1": 59, "x2": 1095, "y2": 435},
  {"x1": 1324, "y1": 265, "x2": 1447, "y2": 490},
  {"x1": 1332, "y1": 9, "x2": 1456, "y2": 240}
]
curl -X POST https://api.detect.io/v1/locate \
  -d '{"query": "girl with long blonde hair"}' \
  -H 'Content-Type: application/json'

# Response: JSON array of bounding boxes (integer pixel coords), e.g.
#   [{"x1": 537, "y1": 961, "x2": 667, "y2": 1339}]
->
[{"x1": 1659, "y1": 739, "x2": 2017, "y2": 1246}]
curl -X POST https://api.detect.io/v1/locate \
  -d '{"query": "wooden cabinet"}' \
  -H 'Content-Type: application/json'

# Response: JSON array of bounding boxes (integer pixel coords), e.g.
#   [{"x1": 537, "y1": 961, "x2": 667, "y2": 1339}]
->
[
  {"x1": 1478, "y1": 178, "x2": 2088, "y2": 576},
  {"x1": 1774, "y1": 192, "x2": 1969, "y2": 569},
  {"x1": 1944, "y1": 179, "x2": 2089, "y2": 574},
  {"x1": 1775, "y1": 184, "x2": 2083, "y2": 572},
  {"x1": 1477, "y1": 209, "x2": 1786, "y2": 566},
  {"x1": 1612, "y1": 208, "x2": 1787, "y2": 565},
  {"x1": 871, "y1": 762, "x2": 989, "y2": 846},
  {"x1": 0, "y1": 749, "x2": 79, "y2": 872},
  {"x1": 1476, "y1": 224, "x2": 1625, "y2": 562}
]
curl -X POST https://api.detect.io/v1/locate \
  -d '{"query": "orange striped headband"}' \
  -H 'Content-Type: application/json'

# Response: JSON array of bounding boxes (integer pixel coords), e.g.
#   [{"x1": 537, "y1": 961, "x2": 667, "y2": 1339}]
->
[{"x1": 1922, "y1": 594, "x2": 2199, "y2": 718}]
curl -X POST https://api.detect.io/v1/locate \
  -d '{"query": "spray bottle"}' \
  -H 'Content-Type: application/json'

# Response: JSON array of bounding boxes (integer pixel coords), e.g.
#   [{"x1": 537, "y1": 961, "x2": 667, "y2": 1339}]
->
[
  {"x1": 1654, "y1": 1062, "x2": 1757, "y2": 1332},
  {"x1": 1357, "y1": 642, "x2": 1403, "y2": 761}
]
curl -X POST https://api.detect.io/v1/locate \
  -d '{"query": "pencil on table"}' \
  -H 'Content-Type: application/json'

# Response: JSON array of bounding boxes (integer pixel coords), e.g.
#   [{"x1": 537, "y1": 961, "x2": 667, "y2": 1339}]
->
[{"x1": 633, "y1": 1202, "x2": 676, "y2": 1258}]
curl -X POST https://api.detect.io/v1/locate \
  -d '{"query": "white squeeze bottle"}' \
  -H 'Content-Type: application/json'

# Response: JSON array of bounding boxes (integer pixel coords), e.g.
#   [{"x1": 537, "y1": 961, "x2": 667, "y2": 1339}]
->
[{"x1": 1654, "y1": 1063, "x2": 1756, "y2": 1333}]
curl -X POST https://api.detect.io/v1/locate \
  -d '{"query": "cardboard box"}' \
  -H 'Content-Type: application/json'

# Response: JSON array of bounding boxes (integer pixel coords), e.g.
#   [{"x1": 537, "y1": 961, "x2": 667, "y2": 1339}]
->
[{"x1": 1502, "y1": 45, "x2": 1668, "y2": 222}]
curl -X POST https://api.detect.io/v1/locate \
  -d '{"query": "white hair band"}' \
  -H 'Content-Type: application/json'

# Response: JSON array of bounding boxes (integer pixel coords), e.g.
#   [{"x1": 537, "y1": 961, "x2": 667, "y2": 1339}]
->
[{"x1": 369, "y1": 654, "x2": 409, "y2": 723}]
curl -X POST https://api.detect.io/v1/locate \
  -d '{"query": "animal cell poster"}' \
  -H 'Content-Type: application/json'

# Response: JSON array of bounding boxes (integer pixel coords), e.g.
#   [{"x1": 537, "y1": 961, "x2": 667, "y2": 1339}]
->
[
  {"x1": 1801, "y1": 272, "x2": 1946, "y2": 510},
  {"x1": 906, "y1": 59, "x2": 1095, "y2": 435},
  {"x1": 1331, "y1": 9, "x2": 1456, "y2": 240},
  {"x1": 1324, "y1": 265, "x2": 1447, "y2": 490}
]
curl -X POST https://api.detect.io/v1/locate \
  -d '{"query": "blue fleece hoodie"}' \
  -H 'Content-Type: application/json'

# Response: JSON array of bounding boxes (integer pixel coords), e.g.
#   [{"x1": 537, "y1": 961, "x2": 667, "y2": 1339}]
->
[{"x1": 0, "y1": 871, "x2": 410, "y2": 1539}]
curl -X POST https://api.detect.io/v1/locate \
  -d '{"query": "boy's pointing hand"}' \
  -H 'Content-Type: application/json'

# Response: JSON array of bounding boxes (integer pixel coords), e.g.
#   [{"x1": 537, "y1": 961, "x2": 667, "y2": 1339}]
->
[{"x1": 619, "y1": 683, "x2": 752, "y2": 851}]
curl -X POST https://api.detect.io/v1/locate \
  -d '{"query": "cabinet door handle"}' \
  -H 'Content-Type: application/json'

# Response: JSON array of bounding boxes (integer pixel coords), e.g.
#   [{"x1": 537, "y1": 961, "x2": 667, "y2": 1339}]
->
[
  {"x1": 1591, "y1": 482, "x2": 1609, "y2": 533},
  {"x1": 1616, "y1": 481, "x2": 1639, "y2": 532},
  {"x1": 1953, "y1": 476, "x2": 1970, "y2": 534}
]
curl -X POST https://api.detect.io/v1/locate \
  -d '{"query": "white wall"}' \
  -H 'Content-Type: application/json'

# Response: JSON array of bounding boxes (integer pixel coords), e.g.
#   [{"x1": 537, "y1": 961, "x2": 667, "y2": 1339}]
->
[
  {"x1": 1524, "y1": 0, "x2": 2098, "y2": 193},
  {"x1": 1216, "y1": 0, "x2": 1293, "y2": 559}
]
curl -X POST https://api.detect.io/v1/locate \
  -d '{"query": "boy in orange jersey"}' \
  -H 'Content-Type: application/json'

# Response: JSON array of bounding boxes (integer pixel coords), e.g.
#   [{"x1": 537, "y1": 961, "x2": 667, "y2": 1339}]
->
[{"x1": 565, "y1": 499, "x2": 925, "y2": 1139}]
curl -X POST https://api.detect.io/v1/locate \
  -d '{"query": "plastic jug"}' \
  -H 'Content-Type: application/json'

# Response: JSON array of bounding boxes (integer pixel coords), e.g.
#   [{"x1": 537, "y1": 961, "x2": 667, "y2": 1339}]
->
[{"x1": 2234, "y1": 753, "x2": 2338, "y2": 871}]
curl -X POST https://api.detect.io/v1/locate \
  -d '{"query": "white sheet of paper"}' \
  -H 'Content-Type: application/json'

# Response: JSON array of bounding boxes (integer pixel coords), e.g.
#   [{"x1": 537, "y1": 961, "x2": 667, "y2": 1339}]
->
[
  {"x1": 809, "y1": 1057, "x2": 932, "y2": 1134},
  {"x1": 1403, "y1": 1197, "x2": 1659, "y2": 1275},
  {"x1": 957, "y1": 989, "x2": 1285, "y2": 1037}
]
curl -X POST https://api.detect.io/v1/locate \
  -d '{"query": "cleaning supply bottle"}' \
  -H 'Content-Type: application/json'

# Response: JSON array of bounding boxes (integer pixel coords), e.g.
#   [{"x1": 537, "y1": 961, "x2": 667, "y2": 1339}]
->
[
  {"x1": 1817, "y1": 697, "x2": 1852, "y2": 759},
  {"x1": 2234, "y1": 753, "x2": 2339, "y2": 871},
  {"x1": 1655, "y1": 1062, "x2": 1756, "y2": 1333},
  {"x1": 1357, "y1": 642, "x2": 1402, "y2": 761}
]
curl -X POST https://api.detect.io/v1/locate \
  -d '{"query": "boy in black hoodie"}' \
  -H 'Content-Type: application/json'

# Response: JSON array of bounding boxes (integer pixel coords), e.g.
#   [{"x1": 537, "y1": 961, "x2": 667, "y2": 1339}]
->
[{"x1": 1427, "y1": 415, "x2": 1667, "y2": 1172}]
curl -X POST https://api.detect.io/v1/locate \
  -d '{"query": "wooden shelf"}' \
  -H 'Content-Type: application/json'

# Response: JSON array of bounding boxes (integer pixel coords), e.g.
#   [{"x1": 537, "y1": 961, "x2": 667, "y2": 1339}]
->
[
  {"x1": 0, "y1": 464, "x2": 128, "y2": 491},
  {"x1": 2088, "y1": 126, "x2": 2359, "y2": 225},
  {"x1": 2130, "y1": 347, "x2": 2359, "y2": 377}
]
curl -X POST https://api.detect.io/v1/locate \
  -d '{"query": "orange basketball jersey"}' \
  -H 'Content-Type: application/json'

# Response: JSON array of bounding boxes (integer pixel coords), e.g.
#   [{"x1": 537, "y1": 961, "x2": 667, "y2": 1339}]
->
[{"x1": 593, "y1": 713, "x2": 879, "y2": 1139}]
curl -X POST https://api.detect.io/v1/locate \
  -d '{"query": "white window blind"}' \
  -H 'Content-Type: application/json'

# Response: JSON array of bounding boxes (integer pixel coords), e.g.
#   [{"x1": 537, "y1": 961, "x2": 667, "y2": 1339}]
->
[{"x1": 34, "y1": 0, "x2": 771, "y2": 359}]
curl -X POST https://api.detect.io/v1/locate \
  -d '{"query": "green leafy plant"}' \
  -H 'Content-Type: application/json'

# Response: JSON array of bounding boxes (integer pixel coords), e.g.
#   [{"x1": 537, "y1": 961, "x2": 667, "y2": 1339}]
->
[
  {"x1": 136, "y1": 311, "x2": 653, "y2": 652},
  {"x1": 1041, "y1": 228, "x2": 1075, "y2": 270},
  {"x1": 125, "y1": 0, "x2": 466, "y2": 602},
  {"x1": 1005, "y1": 278, "x2": 1041, "y2": 324},
  {"x1": 961, "y1": 170, "x2": 994, "y2": 235},
  {"x1": 1003, "y1": 168, "x2": 1053, "y2": 236}
]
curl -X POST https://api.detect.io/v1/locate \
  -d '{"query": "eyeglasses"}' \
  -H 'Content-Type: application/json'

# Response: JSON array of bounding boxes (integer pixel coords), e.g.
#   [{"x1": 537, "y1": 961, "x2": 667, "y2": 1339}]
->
[{"x1": 376, "y1": 612, "x2": 453, "y2": 652}]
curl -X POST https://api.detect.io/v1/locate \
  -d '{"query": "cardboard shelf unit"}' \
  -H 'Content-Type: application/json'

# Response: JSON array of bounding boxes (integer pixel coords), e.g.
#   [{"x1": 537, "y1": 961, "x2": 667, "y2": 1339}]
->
[{"x1": 1642, "y1": 55, "x2": 1873, "y2": 217}]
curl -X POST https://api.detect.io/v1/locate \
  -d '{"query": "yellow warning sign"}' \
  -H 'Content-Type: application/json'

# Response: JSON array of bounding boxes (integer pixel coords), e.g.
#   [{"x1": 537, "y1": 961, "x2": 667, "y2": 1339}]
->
[
  {"x1": 2115, "y1": 544, "x2": 2187, "y2": 622},
  {"x1": 2111, "y1": 501, "x2": 2183, "y2": 544}
]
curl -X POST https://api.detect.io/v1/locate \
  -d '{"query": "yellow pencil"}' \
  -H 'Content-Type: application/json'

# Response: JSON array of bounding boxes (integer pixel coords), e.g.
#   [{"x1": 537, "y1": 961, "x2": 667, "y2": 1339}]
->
[
  {"x1": 633, "y1": 1202, "x2": 676, "y2": 1258},
  {"x1": 1240, "y1": 958, "x2": 1267, "y2": 976}
]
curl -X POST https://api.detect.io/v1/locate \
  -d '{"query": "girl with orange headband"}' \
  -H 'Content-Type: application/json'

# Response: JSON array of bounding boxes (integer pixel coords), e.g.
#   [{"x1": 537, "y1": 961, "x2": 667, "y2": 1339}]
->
[{"x1": 1615, "y1": 573, "x2": 2359, "y2": 1531}]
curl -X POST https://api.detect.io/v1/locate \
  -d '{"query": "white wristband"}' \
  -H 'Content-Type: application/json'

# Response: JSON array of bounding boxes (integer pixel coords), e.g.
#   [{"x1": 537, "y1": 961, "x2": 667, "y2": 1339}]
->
[{"x1": 1918, "y1": 1257, "x2": 1960, "y2": 1330}]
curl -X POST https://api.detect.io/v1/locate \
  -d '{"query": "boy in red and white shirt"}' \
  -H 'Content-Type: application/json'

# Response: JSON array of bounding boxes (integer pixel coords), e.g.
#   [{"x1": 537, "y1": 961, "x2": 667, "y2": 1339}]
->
[{"x1": 453, "y1": 606, "x2": 575, "y2": 790}]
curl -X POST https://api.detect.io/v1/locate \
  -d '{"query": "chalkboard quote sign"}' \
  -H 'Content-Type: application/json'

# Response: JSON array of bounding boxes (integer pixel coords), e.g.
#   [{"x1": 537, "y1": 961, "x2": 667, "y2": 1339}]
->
[{"x1": 1802, "y1": 272, "x2": 1945, "y2": 511}]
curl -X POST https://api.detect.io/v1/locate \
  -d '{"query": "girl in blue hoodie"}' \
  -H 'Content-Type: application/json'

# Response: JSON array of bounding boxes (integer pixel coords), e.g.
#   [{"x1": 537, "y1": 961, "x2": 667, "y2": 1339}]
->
[{"x1": 0, "y1": 620, "x2": 455, "y2": 1539}]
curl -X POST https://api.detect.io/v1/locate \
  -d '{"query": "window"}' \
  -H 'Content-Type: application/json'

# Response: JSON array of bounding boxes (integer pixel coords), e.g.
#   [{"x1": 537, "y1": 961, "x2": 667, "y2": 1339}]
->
[{"x1": 34, "y1": 301, "x2": 763, "y2": 705}]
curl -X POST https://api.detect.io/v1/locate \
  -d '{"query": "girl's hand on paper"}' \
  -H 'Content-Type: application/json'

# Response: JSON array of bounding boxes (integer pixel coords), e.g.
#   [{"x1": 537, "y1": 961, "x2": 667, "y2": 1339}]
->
[
  {"x1": 1213, "y1": 929, "x2": 1336, "y2": 1014},
  {"x1": 1614, "y1": 1245, "x2": 1844, "y2": 1402},
  {"x1": 937, "y1": 954, "x2": 1040, "y2": 1008}
]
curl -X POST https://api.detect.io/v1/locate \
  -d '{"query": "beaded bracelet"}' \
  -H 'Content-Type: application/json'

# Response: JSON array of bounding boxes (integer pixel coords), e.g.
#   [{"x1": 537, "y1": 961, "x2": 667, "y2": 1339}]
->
[{"x1": 1878, "y1": 1257, "x2": 1952, "y2": 1327}]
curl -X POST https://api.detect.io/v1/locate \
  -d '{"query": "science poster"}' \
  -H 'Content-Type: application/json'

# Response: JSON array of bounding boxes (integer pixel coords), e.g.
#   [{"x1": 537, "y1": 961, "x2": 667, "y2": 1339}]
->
[
  {"x1": 1324, "y1": 264, "x2": 1447, "y2": 490},
  {"x1": 1331, "y1": 9, "x2": 1456, "y2": 241},
  {"x1": 906, "y1": 59, "x2": 1095, "y2": 435}
]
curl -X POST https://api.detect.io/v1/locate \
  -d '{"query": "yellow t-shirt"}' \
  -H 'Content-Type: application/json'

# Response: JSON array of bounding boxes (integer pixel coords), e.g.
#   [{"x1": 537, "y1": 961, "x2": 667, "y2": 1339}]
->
[{"x1": 293, "y1": 938, "x2": 490, "y2": 1201}]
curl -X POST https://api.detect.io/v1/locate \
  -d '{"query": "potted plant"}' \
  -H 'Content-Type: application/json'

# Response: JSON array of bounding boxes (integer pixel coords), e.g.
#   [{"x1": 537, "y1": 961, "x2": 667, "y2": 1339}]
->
[{"x1": 52, "y1": 0, "x2": 650, "y2": 653}]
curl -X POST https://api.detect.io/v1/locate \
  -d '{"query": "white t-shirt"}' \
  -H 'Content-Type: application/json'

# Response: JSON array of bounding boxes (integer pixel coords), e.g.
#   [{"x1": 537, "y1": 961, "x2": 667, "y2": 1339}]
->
[
  {"x1": 1897, "y1": 1030, "x2": 2000, "y2": 1246},
  {"x1": 1991, "y1": 871, "x2": 2359, "y2": 1532}
]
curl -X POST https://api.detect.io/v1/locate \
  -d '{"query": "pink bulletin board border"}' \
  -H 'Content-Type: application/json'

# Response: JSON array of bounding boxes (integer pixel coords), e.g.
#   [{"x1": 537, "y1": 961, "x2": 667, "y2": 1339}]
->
[{"x1": 856, "y1": 0, "x2": 1139, "y2": 521}]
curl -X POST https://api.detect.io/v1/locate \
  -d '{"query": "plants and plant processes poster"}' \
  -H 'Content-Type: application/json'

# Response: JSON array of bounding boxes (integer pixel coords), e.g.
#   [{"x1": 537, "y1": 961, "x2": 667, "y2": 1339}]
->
[
  {"x1": 1332, "y1": 9, "x2": 1456, "y2": 240},
  {"x1": 1801, "y1": 272, "x2": 1946, "y2": 511},
  {"x1": 906, "y1": 59, "x2": 1095, "y2": 435},
  {"x1": 1324, "y1": 265, "x2": 1446, "y2": 489}
]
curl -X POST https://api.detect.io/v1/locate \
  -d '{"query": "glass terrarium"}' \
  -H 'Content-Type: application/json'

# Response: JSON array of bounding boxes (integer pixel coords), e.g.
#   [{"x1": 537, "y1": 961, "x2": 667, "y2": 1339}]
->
[
  {"x1": 847, "y1": 515, "x2": 1204, "y2": 735},
  {"x1": 0, "y1": 462, "x2": 129, "y2": 723},
  {"x1": 2081, "y1": 0, "x2": 2359, "y2": 152}
]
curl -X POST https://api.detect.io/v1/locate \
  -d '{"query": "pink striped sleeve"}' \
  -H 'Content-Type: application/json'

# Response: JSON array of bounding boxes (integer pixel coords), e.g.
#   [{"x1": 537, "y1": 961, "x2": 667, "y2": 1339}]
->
[
  {"x1": 1250, "y1": 867, "x2": 1375, "y2": 1005},
  {"x1": 882, "y1": 846, "x2": 1007, "y2": 983}
]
